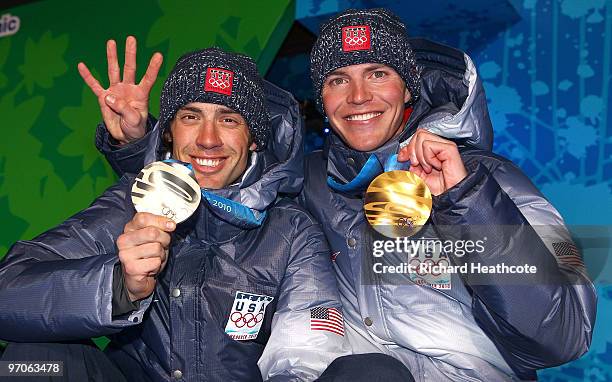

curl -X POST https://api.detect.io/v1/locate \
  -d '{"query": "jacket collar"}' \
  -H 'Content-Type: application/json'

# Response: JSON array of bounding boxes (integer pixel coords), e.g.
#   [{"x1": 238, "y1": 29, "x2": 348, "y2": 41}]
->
[{"x1": 324, "y1": 133, "x2": 400, "y2": 197}]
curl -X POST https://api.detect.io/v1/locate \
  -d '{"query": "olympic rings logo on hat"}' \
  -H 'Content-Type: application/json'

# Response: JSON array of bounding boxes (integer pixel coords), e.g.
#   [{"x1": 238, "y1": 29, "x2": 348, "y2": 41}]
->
[
  {"x1": 342, "y1": 25, "x2": 371, "y2": 52},
  {"x1": 208, "y1": 73, "x2": 230, "y2": 89},
  {"x1": 205, "y1": 68, "x2": 233, "y2": 96},
  {"x1": 344, "y1": 30, "x2": 368, "y2": 45},
  {"x1": 230, "y1": 311, "x2": 265, "y2": 328}
]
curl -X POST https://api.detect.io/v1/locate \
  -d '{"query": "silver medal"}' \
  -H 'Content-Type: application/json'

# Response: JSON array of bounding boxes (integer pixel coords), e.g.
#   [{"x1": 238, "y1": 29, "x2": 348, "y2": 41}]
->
[{"x1": 131, "y1": 161, "x2": 201, "y2": 223}]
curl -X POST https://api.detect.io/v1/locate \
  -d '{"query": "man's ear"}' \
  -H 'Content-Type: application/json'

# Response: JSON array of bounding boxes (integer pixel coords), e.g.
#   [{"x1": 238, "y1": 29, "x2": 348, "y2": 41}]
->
[
  {"x1": 404, "y1": 88, "x2": 412, "y2": 104},
  {"x1": 249, "y1": 142, "x2": 257, "y2": 151},
  {"x1": 162, "y1": 128, "x2": 173, "y2": 153},
  {"x1": 163, "y1": 129, "x2": 173, "y2": 142}
]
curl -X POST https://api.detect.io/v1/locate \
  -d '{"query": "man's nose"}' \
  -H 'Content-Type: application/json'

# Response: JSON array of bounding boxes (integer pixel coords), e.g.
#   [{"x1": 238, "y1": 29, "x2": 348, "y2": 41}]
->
[
  {"x1": 347, "y1": 79, "x2": 372, "y2": 105},
  {"x1": 196, "y1": 120, "x2": 223, "y2": 149}
]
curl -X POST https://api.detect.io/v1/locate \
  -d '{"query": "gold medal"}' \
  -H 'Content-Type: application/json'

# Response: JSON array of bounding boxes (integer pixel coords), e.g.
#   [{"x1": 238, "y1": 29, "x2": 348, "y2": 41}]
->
[
  {"x1": 364, "y1": 170, "x2": 432, "y2": 238},
  {"x1": 131, "y1": 161, "x2": 201, "y2": 223}
]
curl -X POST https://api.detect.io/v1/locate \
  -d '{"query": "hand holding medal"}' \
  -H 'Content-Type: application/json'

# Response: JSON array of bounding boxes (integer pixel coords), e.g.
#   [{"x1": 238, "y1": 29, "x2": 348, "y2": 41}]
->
[
  {"x1": 398, "y1": 130, "x2": 468, "y2": 196},
  {"x1": 117, "y1": 160, "x2": 200, "y2": 302},
  {"x1": 364, "y1": 130, "x2": 468, "y2": 238}
]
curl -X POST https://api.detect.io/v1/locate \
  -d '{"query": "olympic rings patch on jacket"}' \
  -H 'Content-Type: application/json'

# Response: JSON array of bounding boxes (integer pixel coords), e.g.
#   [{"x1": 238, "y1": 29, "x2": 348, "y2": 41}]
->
[{"x1": 225, "y1": 291, "x2": 274, "y2": 341}]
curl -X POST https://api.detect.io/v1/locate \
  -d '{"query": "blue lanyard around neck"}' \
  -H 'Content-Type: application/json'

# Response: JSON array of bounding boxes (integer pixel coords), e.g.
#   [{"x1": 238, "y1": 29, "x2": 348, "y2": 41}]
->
[
  {"x1": 326, "y1": 153, "x2": 410, "y2": 193},
  {"x1": 164, "y1": 159, "x2": 267, "y2": 227}
]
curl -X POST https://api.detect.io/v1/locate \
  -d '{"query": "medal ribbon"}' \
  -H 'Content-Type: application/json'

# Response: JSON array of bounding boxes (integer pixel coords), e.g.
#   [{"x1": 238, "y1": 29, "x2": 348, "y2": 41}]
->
[{"x1": 164, "y1": 159, "x2": 267, "y2": 228}]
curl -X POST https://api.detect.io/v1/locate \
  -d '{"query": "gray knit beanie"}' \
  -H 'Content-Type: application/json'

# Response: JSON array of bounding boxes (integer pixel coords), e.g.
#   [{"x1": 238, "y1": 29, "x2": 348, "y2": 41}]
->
[
  {"x1": 159, "y1": 47, "x2": 270, "y2": 150},
  {"x1": 310, "y1": 8, "x2": 421, "y2": 113}
]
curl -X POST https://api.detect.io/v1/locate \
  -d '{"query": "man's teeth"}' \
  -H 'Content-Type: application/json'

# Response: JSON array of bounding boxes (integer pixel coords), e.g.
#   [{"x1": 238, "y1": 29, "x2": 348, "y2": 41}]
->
[
  {"x1": 346, "y1": 112, "x2": 382, "y2": 121},
  {"x1": 195, "y1": 158, "x2": 222, "y2": 167}
]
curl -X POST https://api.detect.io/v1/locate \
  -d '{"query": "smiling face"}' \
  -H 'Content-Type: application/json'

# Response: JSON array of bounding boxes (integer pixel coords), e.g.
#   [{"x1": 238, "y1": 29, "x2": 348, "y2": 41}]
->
[
  {"x1": 170, "y1": 102, "x2": 256, "y2": 189},
  {"x1": 321, "y1": 63, "x2": 411, "y2": 152}
]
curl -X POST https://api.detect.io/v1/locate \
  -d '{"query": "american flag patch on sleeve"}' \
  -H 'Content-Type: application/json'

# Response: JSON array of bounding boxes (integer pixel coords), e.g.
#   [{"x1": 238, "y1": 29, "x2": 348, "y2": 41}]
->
[
  {"x1": 310, "y1": 307, "x2": 344, "y2": 336},
  {"x1": 552, "y1": 242, "x2": 585, "y2": 268}
]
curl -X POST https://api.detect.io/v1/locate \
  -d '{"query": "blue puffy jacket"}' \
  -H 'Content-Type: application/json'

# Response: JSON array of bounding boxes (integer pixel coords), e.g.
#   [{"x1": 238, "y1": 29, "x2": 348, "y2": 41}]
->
[{"x1": 0, "y1": 82, "x2": 350, "y2": 381}]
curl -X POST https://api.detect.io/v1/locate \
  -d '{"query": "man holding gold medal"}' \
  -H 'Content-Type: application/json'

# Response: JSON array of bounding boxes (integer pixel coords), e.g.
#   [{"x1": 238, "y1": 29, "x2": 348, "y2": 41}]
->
[
  {"x1": 0, "y1": 47, "x2": 353, "y2": 381},
  {"x1": 303, "y1": 9, "x2": 595, "y2": 380},
  {"x1": 85, "y1": 8, "x2": 595, "y2": 382}
]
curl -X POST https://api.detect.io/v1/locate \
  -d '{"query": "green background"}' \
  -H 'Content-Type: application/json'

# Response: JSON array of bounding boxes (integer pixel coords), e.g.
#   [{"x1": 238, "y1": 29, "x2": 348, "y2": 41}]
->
[{"x1": 0, "y1": 0, "x2": 294, "y2": 257}]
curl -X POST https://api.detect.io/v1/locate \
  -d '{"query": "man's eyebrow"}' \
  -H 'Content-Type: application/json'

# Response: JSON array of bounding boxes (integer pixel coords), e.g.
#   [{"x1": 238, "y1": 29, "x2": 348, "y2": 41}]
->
[
  {"x1": 362, "y1": 63, "x2": 387, "y2": 71},
  {"x1": 327, "y1": 68, "x2": 348, "y2": 77},
  {"x1": 178, "y1": 106, "x2": 203, "y2": 114},
  {"x1": 327, "y1": 64, "x2": 388, "y2": 77},
  {"x1": 216, "y1": 106, "x2": 240, "y2": 114}
]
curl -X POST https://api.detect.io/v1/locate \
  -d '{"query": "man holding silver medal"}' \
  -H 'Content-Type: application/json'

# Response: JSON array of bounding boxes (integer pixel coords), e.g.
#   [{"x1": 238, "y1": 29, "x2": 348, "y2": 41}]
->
[
  {"x1": 85, "y1": 8, "x2": 595, "y2": 382},
  {"x1": 0, "y1": 46, "x2": 363, "y2": 381}
]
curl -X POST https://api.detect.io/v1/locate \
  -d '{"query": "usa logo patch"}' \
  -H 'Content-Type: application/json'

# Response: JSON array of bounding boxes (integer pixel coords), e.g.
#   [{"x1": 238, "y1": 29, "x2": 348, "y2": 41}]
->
[
  {"x1": 205, "y1": 67, "x2": 233, "y2": 96},
  {"x1": 342, "y1": 25, "x2": 371, "y2": 52},
  {"x1": 225, "y1": 291, "x2": 274, "y2": 341}
]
